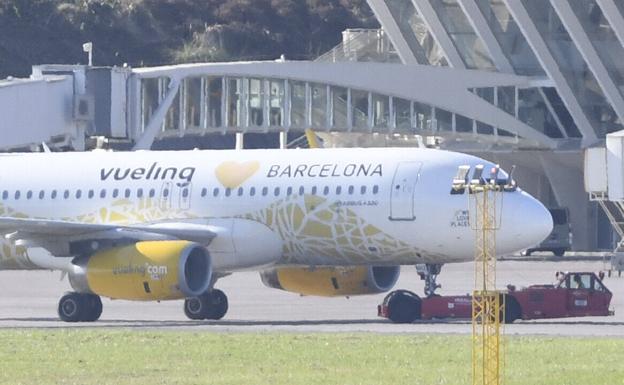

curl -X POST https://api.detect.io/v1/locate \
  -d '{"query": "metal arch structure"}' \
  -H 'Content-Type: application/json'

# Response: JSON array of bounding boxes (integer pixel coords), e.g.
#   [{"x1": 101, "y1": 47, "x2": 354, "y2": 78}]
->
[{"x1": 127, "y1": 61, "x2": 557, "y2": 150}]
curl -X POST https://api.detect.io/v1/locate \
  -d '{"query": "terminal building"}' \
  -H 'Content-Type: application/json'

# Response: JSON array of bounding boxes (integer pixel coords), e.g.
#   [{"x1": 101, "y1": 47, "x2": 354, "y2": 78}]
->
[{"x1": 1, "y1": 0, "x2": 623, "y2": 251}]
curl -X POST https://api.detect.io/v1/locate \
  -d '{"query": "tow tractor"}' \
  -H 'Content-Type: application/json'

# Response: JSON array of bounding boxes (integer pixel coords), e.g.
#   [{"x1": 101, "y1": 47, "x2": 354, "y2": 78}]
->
[{"x1": 378, "y1": 271, "x2": 614, "y2": 323}]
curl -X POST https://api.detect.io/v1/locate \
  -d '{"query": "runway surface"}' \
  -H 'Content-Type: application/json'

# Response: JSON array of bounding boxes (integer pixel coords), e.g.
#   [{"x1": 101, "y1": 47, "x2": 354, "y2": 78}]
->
[{"x1": 1, "y1": 259, "x2": 622, "y2": 336}]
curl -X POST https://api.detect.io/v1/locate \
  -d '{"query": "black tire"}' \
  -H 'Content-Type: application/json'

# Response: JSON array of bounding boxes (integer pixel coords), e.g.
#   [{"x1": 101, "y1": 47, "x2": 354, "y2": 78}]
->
[
  {"x1": 81, "y1": 294, "x2": 103, "y2": 322},
  {"x1": 206, "y1": 289, "x2": 228, "y2": 320},
  {"x1": 58, "y1": 292, "x2": 85, "y2": 322},
  {"x1": 387, "y1": 291, "x2": 421, "y2": 324},
  {"x1": 184, "y1": 296, "x2": 208, "y2": 320},
  {"x1": 503, "y1": 295, "x2": 521, "y2": 324},
  {"x1": 553, "y1": 249, "x2": 565, "y2": 257}
]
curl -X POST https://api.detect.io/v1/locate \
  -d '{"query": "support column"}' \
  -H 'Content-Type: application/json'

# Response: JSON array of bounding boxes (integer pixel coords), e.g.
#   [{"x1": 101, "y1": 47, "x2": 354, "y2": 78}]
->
[
  {"x1": 539, "y1": 152, "x2": 594, "y2": 251},
  {"x1": 235, "y1": 132, "x2": 244, "y2": 150}
]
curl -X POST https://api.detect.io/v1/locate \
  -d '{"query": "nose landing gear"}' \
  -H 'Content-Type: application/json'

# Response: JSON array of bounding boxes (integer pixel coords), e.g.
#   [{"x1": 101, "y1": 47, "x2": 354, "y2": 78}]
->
[
  {"x1": 416, "y1": 263, "x2": 443, "y2": 297},
  {"x1": 184, "y1": 289, "x2": 229, "y2": 320}
]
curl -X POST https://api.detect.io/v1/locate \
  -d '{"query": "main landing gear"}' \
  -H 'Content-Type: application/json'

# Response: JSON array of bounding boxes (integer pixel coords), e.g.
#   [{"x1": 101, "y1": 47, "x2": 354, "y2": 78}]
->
[
  {"x1": 58, "y1": 292, "x2": 103, "y2": 322},
  {"x1": 382, "y1": 264, "x2": 444, "y2": 324},
  {"x1": 184, "y1": 289, "x2": 229, "y2": 320}
]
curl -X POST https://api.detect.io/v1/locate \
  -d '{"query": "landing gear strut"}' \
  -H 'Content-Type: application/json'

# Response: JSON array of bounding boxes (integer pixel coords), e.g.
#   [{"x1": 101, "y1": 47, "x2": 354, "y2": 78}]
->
[
  {"x1": 58, "y1": 292, "x2": 103, "y2": 322},
  {"x1": 184, "y1": 289, "x2": 229, "y2": 320},
  {"x1": 416, "y1": 263, "x2": 443, "y2": 297}
]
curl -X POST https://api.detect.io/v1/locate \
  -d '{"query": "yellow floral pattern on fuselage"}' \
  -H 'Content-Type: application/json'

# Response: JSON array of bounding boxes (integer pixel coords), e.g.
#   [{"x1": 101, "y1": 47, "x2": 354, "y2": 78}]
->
[{"x1": 0, "y1": 194, "x2": 420, "y2": 269}]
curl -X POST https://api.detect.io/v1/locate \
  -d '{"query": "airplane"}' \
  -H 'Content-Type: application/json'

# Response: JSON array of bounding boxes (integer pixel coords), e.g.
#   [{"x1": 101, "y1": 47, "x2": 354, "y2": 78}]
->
[{"x1": 0, "y1": 147, "x2": 552, "y2": 322}]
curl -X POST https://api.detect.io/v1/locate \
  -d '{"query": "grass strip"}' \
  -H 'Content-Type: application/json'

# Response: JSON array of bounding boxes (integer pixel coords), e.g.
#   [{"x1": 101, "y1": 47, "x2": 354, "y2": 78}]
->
[{"x1": 0, "y1": 330, "x2": 622, "y2": 385}]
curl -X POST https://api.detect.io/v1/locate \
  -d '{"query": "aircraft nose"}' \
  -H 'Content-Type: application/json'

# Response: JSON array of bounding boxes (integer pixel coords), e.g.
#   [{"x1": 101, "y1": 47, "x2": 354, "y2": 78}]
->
[
  {"x1": 521, "y1": 193, "x2": 553, "y2": 246},
  {"x1": 500, "y1": 191, "x2": 553, "y2": 253}
]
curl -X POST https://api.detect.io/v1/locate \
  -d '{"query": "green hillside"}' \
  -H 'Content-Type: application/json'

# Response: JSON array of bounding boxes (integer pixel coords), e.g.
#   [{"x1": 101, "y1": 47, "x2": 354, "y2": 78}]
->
[{"x1": 0, "y1": 0, "x2": 377, "y2": 77}]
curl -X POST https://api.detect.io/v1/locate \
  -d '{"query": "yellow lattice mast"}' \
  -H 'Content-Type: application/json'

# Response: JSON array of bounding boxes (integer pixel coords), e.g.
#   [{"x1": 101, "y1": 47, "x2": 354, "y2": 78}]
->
[{"x1": 453, "y1": 165, "x2": 512, "y2": 385}]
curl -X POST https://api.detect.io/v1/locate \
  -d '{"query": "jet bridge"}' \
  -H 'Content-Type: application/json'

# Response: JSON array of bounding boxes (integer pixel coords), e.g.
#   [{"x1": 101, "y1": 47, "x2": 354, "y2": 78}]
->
[{"x1": 586, "y1": 131, "x2": 624, "y2": 272}]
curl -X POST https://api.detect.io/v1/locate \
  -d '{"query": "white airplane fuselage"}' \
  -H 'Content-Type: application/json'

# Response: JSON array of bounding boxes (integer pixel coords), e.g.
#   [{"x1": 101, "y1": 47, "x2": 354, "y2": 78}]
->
[{"x1": 0, "y1": 147, "x2": 552, "y2": 272}]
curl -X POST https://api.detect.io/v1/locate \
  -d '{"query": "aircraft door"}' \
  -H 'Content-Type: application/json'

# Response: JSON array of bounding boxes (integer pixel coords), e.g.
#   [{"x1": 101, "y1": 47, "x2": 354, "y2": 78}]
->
[
  {"x1": 389, "y1": 162, "x2": 422, "y2": 221},
  {"x1": 566, "y1": 273, "x2": 591, "y2": 315}
]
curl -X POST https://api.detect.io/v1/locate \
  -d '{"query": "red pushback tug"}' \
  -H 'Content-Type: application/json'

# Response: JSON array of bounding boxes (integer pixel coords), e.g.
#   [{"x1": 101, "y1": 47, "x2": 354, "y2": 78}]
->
[{"x1": 378, "y1": 272, "x2": 614, "y2": 324}]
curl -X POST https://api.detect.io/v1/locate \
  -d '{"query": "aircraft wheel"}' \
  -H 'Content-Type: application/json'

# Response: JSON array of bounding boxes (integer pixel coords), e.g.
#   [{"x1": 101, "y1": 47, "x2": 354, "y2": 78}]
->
[
  {"x1": 184, "y1": 296, "x2": 209, "y2": 320},
  {"x1": 58, "y1": 292, "x2": 85, "y2": 322},
  {"x1": 503, "y1": 295, "x2": 521, "y2": 324},
  {"x1": 81, "y1": 294, "x2": 103, "y2": 322},
  {"x1": 553, "y1": 248, "x2": 565, "y2": 257},
  {"x1": 387, "y1": 290, "x2": 421, "y2": 324},
  {"x1": 206, "y1": 289, "x2": 228, "y2": 320}
]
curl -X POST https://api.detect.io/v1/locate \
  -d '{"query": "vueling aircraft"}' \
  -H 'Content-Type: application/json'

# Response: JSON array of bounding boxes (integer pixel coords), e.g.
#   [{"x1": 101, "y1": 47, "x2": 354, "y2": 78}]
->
[{"x1": 0, "y1": 147, "x2": 552, "y2": 322}]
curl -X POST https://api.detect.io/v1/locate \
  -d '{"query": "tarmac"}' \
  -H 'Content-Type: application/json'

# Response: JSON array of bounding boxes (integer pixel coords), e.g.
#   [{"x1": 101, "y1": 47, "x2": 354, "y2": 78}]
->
[{"x1": 0, "y1": 258, "x2": 622, "y2": 336}]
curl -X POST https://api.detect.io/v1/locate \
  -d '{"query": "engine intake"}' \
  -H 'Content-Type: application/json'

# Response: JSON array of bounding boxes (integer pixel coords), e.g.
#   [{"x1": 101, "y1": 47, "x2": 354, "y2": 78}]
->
[
  {"x1": 69, "y1": 240, "x2": 212, "y2": 301},
  {"x1": 260, "y1": 265, "x2": 400, "y2": 297}
]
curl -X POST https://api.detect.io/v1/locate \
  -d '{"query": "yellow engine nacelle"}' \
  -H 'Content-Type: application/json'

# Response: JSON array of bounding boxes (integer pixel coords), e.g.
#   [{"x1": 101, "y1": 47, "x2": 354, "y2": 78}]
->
[
  {"x1": 69, "y1": 240, "x2": 212, "y2": 301},
  {"x1": 260, "y1": 266, "x2": 400, "y2": 297}
]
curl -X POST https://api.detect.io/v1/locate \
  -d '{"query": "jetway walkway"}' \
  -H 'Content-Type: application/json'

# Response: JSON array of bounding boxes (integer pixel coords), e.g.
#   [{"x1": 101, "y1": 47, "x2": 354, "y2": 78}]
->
[
  {"x1": 0, "y1": 60, "x2": 556, "y2": 152},
  {"x1": 586, "y1": 131, "x2": 624, "y2": 272}
]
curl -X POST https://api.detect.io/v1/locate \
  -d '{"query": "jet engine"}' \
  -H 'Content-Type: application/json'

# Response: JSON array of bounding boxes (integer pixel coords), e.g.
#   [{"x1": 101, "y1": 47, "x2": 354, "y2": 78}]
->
[
  {"x1": 69, "y1": 240, "x2": 212, "y2": 301},
  {"x1": 260, "y1": 266, "x2": 400, "y2": 297}
]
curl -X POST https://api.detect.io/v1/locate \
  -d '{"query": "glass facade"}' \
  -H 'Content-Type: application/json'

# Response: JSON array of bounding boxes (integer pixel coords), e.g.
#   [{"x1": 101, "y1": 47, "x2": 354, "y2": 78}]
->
[
  {"x1": 521, "y1": 0, "x2": 622, "y2": 136},
  {"x1": 384, "y1": 0, "x2": 448, "y2": 66},
  {"x1": 475, "y1": 0, "x2": 545, "y2": 76},
  {"x1": 430, "y1": 0, "x2": 495, "y2": 70}
]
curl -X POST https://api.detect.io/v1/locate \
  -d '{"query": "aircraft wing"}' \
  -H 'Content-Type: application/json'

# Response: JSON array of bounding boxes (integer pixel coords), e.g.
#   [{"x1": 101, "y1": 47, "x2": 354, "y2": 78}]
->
[{"x1": 0, "y1": 217, "x2": 219, "y2": 256}]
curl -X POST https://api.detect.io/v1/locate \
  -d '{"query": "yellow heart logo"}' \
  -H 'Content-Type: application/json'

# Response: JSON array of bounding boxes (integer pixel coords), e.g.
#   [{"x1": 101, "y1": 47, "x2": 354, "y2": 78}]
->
[{"x1": 215, "y1": 161, "x2": 260, "y2": 188}]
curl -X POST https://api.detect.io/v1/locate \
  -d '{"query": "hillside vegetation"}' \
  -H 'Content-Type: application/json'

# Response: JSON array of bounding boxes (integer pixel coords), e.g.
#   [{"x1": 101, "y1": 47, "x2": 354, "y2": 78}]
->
[{"x1": 0, "y1": 0, "x2": 377, "y2": 77}]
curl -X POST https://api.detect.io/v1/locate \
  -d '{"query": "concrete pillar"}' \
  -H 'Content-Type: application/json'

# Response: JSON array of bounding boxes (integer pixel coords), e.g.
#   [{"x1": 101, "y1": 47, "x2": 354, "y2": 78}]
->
[
  {"x1": 235, "y1": 132, "x2": 244, "y2": 150},
  {"x1": 539, "y1": 152, "x2": 594, "y2": 251}
]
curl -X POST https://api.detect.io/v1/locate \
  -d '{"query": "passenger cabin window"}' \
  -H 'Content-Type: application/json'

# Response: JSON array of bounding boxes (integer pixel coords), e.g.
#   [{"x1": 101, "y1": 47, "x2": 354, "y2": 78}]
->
[
  {"x1": 26, "y1": 191, "x2": 33, "y2": 200},
  {"x1": 88, "y1": 190, "x2": 94, "y2": 199},
  {"x1": 137, "y1": 189, "x2": 143, "y2": 198},
  {"x1": 361, "y1": 186, "x2": 367, "y2": 194},
  {"x1": 348, "y1": 186, "x2": 354, "y2": 195},
  {"x1": 38, "y1": 191, "x2": 44, "y2": 199},
  {"x1": 323, "y1": 186, "x2": 329, "y2": 195},
  {"x1": 2, "y1": 191, "x2": 7, "y2": 200},
  {"x1": 149, "y1": 189, "x2": 156, "y2": 198},
  {"x1": 262, "y1": 187, "x2": 268, "y2": 196},
  {"x1": 311, "y1": 186, "x2": 317, "y2": 195},
  {"x1": 237, "y1": 188, "x2": 244, "y2": 197},
  {"x1": 336, "y1": 186, "x2": 342, "y2": 195},
  {"x1": 76, "y1": 190, "x2": 82, "y2": 199},
  {"x1": 250, "y1": 187, "x2": 256, "y2": 197},
  {"x1": 112, "y1": 189, "x2": 119, "y2": 198},
  {"x1": 51, "y1": 190, "x2": 57, "y2": 199},
  {"x1": 14, "y1": 191, "x2": 20, "y2": 200},
  {"x1": 201, "y1": 188, "x2": 207, "y2": 197},
  {"x1": 63, "y1": 190, "x2": 69, "y2": 199},
  {"x1": 299, "y1": 186, "x2": 305, "y2": 195},
  {"x1": 213, "y1": 188, "x2": 219, "y2": 197},
  {"x1": 225, "y1": 188, "x2": 231, "y2": 197},
  {"x1": 287, "y1": 187, "x2": 293, "y2": 196},
  {"x1": 124, "y1": 189, "x2": 131, "y2": 199},
  {"x1": 274, "y1": 187, "x2": 280, "y2": 196},
  {"x1": 373, "y1": 185, "x2": 379, "y2": 195},
  {"x1": 100, "y1": 189, "x2": 106, "y2": 199}
]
